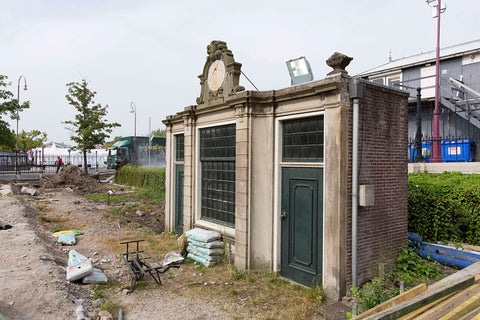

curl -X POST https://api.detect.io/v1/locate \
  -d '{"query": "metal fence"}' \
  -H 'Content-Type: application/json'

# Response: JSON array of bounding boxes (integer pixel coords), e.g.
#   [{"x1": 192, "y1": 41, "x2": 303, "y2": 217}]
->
[
  {"x1": 0, "y1": 152, "x2": 108, "y2": 175},
  {"x1": 408, "y1": 137, "x2": 478, "y2": 163}
]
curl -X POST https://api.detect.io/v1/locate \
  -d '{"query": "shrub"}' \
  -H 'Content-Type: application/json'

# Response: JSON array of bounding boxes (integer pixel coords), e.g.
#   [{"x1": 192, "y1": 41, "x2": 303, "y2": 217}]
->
[
  {"x1": 408, "y1": 172, "x2": 480, "y2": 245},
  {"x1": 113, "y1": 165, "x2": 165, "y2": 200}
]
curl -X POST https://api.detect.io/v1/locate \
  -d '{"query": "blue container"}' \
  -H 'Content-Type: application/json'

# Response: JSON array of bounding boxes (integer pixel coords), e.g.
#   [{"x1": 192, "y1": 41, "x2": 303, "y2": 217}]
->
[
  {"x1": 408, "y1": 142, "x2": 431, "y2": 162},
  {"x1": 441, "y1": 139, "x2": 475, "y2": 162}
]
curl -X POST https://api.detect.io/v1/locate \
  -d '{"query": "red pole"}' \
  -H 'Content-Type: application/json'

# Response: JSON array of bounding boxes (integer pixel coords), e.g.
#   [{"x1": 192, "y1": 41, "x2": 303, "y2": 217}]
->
[{"x1": 430, "y1": 0, "x2": 442, "y2": 163}]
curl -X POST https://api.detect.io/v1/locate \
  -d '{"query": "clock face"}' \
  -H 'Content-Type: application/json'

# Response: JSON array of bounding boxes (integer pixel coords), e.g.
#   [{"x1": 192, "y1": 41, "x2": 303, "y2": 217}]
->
[{"x1": 207, "y1": 60, "x2": 225, "y2": 91}]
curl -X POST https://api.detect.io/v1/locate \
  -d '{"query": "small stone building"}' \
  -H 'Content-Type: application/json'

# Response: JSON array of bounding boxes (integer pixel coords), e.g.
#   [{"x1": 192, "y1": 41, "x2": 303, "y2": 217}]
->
[{"x1": 163, "y1": 41, "x2": 409, "y2": 299}]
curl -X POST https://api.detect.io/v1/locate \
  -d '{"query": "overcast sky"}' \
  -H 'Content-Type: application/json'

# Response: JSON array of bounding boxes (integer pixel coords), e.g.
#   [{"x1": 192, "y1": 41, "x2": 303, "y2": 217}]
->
[{"x1": 2, "y1": 0, "x2": 479, "y2": 144}]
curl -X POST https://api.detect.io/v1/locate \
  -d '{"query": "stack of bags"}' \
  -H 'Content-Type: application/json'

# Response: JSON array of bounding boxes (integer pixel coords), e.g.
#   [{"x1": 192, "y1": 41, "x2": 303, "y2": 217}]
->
[{"x1": 185, "y1": 228, "x2": 224, "y2": 267}]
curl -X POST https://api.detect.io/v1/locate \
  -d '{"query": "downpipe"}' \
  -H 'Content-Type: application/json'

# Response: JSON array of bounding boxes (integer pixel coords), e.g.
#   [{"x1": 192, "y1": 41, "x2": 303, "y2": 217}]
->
[{"x1": 349, "y1": 78, "x2": 362, "y2": 316}]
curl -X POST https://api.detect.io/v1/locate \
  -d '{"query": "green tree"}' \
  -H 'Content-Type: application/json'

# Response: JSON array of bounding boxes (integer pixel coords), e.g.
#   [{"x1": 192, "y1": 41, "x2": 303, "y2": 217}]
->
[
  {"x1": 64, "y1": 78, "x2": 120, "y2": 173},
  {"x1": 151, "y1": 128, "x2": 166, "y2": 137},
  {"x1": 0, "y1": 75, "x2": 30, "y2": 151},
  {"x1": 17, "y1": 130, "x2": 47, "y2": 152}
]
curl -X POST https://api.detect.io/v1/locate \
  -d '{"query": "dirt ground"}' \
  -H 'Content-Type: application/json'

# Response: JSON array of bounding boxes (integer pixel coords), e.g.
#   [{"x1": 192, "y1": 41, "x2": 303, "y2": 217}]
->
[{"x1": 0, "y1": 167, "x2": 232, "y2": 320}]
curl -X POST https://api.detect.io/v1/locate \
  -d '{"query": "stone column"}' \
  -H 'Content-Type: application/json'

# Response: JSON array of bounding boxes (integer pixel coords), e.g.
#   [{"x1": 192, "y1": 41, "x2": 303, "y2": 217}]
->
[
  {"x1": 183, "y1": 107, "x2": 196, "y2": 232},
  {"x1": 234, "y1": 104, "x2": 250, "y2": 270},
  {"x1": 163, "y1": 118, "x2": 173, "y2": 232},
  {"x1": 323, "y1": 104, "x2": 348, "y2": 300}
]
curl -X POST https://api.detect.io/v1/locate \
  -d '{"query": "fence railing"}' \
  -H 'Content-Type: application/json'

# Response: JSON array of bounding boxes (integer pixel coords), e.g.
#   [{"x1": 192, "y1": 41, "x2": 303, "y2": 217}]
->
[
  {"x1": 0, "y1": 153, "x2": 108, "y2": 175},
  {"x1": 408, "y1": 137, "x2": 478, "y2": 163}
]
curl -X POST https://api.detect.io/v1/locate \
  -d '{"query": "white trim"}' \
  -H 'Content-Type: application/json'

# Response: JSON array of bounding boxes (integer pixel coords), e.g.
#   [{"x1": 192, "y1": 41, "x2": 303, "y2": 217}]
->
[
  {"x1": 273, "y1": 111, "x2": 325, "y2": 274},
  {"x1": 194, "y1": 120, "x2": 237, "y2": 229}
]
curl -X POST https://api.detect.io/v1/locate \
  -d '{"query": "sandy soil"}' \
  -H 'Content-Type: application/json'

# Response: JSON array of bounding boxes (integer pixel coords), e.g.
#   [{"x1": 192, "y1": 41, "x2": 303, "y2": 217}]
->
[{"x1": 0, "y1": 167, "x2": 231, "y2": 320}]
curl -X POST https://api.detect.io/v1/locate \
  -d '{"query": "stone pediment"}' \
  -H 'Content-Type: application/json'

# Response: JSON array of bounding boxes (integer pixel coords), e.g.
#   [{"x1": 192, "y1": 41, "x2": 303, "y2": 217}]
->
[{"x1": 196, "y1": 40, "x2": 245, "y2": 105}]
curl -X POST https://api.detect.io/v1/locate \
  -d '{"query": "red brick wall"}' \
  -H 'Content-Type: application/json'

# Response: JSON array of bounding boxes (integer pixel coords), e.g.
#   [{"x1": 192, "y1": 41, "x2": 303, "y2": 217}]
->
[{"x1": 346, "y1": 81, "x2": 409, "y2": 286}]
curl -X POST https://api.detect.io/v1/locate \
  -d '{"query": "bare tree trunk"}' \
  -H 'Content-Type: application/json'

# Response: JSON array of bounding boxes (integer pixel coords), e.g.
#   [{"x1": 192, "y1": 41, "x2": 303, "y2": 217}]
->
[{"x1": 83, "y1": 150, "x2": 88, "y2": 174}]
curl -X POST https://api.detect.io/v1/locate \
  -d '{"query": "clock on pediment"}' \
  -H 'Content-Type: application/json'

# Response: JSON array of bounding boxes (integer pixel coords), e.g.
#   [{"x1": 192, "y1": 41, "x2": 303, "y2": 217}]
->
[{"x1": 197, "y1": 40, "x2": 245, "y2": 105}]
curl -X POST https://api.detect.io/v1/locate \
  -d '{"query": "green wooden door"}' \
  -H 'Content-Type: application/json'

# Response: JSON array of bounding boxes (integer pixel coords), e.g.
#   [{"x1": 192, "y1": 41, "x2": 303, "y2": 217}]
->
[
  {"x1": 175, "y1": 164, "x2": 184, "y2": 234},
  {"x1": 281, "y1": 167, "x2": 323, "y2": 286}
]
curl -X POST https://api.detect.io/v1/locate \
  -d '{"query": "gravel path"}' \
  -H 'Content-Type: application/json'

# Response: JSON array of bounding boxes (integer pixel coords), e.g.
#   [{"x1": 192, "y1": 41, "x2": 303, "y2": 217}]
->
[{"x1": 0, "y1": 188, "x2": 231, "y2": 320}]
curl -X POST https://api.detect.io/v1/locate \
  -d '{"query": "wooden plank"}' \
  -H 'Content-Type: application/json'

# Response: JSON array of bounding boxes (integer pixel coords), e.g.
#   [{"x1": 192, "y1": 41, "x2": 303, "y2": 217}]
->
[
  {"x1": 429, "y1": 261, "x2": 480, "y2": 291},
  {"x1": 412, "y1": 283, "x2": 480, "y2": 320},
  {"x1": 397, "y1": 292, "x2": 456, "y2": 320},
  {"x1": 363, "y1": 275, "x2": 475, "y2": 320},
  {"x1": 439, "y1": 291, "x2": 480, "y2": 320},
  {"x1": 354, "y1": 284, "x2": 427, "y2": 319},
  {"x1": 470, "y1": 309, "x2": 480, "y2": 320}
]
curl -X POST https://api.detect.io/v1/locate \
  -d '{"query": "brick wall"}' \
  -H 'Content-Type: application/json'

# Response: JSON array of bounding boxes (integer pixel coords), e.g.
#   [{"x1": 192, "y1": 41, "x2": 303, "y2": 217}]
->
[{"x1": 346, "y1": 82, "x2": 409, "y2": 286}]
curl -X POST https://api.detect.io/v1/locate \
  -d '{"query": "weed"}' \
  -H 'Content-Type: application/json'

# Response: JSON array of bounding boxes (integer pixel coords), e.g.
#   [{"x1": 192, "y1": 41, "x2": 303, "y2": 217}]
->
[
  {"x1": 110, "y1": 207, "x2": 123, "y2": 216},
  {"x1": 307, "y1": 285, "x2": 325, "y2": 302},
  {"x1": 230, "y1": 266, "x2": 246, "y2": 280},
  {"x1": 99, "y1": 300, "x2": 123, "y2": 318},
  {"x1": 49, "y1": 224, "x2": 61, "y2": 233},
  {"x1": 37, "y1": 212, "x2": 61, "y2": 224}
]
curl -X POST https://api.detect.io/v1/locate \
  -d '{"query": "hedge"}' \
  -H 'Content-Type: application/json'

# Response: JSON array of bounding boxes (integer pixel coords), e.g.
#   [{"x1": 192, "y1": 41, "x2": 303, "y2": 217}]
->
[
  {"x1": 408, "y1": 172, "x2": 480, "y2": 245},
  {"x1": 113, "y1": 165, "x2": 165, "y2": 194}
]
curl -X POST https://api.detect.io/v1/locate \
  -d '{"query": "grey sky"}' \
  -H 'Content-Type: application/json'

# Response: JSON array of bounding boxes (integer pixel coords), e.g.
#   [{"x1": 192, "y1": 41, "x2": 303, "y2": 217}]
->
[{"x1": 2, "y1": 0, "x2": 479, "y2": 144}]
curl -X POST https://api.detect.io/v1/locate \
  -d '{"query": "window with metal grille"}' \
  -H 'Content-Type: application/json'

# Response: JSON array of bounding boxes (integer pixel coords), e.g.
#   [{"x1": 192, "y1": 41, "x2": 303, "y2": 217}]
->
[
  {"x1": 200, "y1": 124, "x2": 236, "y2": 226},
  {"x1": 175, "y1": 134, "x2": 184, "y2": 161},
  {"x1": 282, "y1": 116, "x2": 324, "y2": 162}
]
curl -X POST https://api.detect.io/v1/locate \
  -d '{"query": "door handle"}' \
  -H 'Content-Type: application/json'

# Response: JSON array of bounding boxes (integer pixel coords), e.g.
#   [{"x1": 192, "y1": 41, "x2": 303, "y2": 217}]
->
[{"x1": 281, "y1": 208, "x2": 287, "y2": 220}]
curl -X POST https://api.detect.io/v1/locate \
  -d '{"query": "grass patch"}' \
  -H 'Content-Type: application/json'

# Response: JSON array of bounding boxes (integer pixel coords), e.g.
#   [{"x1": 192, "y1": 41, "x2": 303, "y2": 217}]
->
[
  {"x1": 92, "y1": 282, "x2": 125, "y2": 318},
  {"x1": 84, "y1": 193, "x2": 127, "y2": 203}
]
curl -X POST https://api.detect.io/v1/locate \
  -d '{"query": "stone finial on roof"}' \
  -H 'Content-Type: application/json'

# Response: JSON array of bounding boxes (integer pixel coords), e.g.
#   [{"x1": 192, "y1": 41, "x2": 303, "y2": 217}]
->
[{"x1": 326, "y1": 52, "x2": 353, "y2": 75}]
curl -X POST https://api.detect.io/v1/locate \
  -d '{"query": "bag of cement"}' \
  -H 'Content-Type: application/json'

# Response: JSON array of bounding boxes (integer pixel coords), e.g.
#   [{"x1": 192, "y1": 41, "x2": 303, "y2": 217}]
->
[
  {"x1": 67, "y1": 249, "x2": 93, "y2": 281},
  {"x1": 58, "y1": 232, "x2": 76, "y2": 245},
  {"x1": 187, "y1": 239, "x2": 224, "y2": 249},
  {"x1": 187, "y1": 245, "x2": 224, "y2": 257},
  {"x1": 68, "y1": 249, "x2": 88, "y2": 266},
  {"x1": 163, "y1": 251, "x2": 184, "y2": 266},
  {"x1": 185, "y1": 228, "x2": 221, "y2": 243},
  {"x1": 82, "y1": 268, "x2": 108, "y2": 284},
  {"x1": 187, "y1": 252, "x2": 221, "y2": 267},
  {"x1": 67, "y1": 259, "x2": 93, "y2": 281}
]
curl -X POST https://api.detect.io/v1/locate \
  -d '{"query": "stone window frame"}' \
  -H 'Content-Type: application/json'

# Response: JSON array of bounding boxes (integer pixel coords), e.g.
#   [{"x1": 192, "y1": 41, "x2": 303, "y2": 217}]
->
[{"x1": 194, "y1": 120, "x2": 237, "y2": 236}]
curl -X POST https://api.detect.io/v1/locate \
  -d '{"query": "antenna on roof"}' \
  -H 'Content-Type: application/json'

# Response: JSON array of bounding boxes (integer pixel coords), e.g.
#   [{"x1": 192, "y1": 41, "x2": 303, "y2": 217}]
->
[{"x1": 389, "y1": 50, "x2": 393, "y2": 62}]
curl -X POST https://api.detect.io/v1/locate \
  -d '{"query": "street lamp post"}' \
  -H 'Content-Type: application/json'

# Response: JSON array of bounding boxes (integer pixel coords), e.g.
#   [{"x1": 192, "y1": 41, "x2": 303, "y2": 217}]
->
[
  {"x1": 427, "y1": 0, "x2": 446, "y2": 163},
  {"x1": 16, "y1": 75, "x2": 28, "y2": 174},
  {"x1": 130, "y1": 101, "x2": 137, "y2": 166}
]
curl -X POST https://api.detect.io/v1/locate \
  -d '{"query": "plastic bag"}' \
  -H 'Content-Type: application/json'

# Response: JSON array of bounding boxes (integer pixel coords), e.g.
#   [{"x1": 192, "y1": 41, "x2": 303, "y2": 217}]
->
[
  {"x1": 53, "y1": 230, "x2": 82, "y2": 237},
  {"x1": 163, "y1": 251, "x2": 184, "y2": 266},
  {"x1": 58, "y1": 232, "x2": 76, "y2": 245},
  {"x1": 185, "y1": 228, "x2": 221, "y2": 243},
  {"x1": 82, "y1": 268, "x2": 108, "y2": 284},
  {"x1": 177, "y1": 233, "x2": 188, "y2": 256}
]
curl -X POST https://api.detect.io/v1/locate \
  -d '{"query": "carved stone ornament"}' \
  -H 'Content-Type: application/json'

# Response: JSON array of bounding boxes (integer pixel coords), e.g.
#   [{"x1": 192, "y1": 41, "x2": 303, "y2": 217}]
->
[
  {"x1": 196, "y1": 40, "x2": 245, "y2": 105},
  {"x1": 326, "y1": 52, "x2": 353, "y2": 75}
]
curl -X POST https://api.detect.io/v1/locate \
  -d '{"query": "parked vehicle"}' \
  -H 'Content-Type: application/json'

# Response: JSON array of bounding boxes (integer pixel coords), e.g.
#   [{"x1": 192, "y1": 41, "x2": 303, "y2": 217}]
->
[{"x1": 106, "y1": 136, "x2": 165, "y2": 169}]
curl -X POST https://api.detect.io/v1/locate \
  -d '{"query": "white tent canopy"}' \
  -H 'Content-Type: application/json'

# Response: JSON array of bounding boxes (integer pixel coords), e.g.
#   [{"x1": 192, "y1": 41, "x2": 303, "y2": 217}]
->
[{"x1": 31, "y1": 143, "x2": 109, "y2": 168}]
